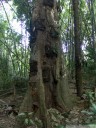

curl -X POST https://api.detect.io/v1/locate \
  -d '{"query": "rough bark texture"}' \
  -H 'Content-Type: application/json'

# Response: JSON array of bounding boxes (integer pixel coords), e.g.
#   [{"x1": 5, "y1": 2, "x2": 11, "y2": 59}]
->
[
  {"x1": 19, "y1": 86, "x2": 32, "y2": 113},
  {"x1": 20, "y1": 0, "x2": 74, "y2": 125},
  {"x1": 72, "y1": 0, "x2": 83, "y2": 97}
]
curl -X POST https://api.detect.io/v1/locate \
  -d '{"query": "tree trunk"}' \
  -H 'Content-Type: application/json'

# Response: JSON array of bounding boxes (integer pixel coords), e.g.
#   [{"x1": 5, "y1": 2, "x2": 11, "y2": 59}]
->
[
  {"x1": 90, "y1": 0, "x2": 96, "y2": 94},
  {"x1": 72, "y1": 0, "x2": 83, "y2": 97},
  {"x1": 20, "y1": 0, "x2": 74, "y2": 125}
]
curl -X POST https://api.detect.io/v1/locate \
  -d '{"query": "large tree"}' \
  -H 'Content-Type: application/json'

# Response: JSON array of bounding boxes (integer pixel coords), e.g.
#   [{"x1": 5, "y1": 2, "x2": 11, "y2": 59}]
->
[{"x1": 19, "y1": 0, "x2": 73, "y2": 126}]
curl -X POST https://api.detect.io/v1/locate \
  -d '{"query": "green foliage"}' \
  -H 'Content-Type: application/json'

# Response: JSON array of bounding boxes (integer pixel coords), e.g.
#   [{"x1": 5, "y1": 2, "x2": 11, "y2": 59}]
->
[
  {"x1": 18, "y1": 112, "x2": 33, "y2": 126},
  {"x1": 84, "y1": 91, "x2": 95, "y2": 103},
  {"x1": 0, "y1": 2, "x2": 29, "y2": 90},
  {"x1": 47, "y1": 108, "x2": 65, "y2": 128},
  {"x1": 81, "y1": 91, "x2": 96, "y2": 123},
  {"x1": 17, "y1": 112, "x2": 42, "y2": 127},
  {"x1": 13, "y1": 0, "x2": 31, "y2": 19},
  {"x1": 13, "y1": 0, "x2": 34, "y2": 27},
  {"x1": 82, "y1": 102, "x2": 96, "y2": 115},
  {"x1": 90, "y1": 103, "x2": 96, "y2": 115},
  {"x1": 56, "y1": 125, "x2": 65, "y2": 128},
  {"x1": 81, "y1": 102, "x2": 96, "y2": 123},
  {"x1": 87, "y1": 124, "x2": 96, "y2": 128},
  {"x1": 17, "y1": 109, "x2": 65, "y2": 128}
]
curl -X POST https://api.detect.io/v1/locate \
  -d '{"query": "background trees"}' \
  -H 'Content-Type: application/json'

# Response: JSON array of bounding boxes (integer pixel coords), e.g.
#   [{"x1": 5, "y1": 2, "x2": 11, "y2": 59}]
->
[{"x1": 0, "y1": 1, "x2": 29, "y2": 91}]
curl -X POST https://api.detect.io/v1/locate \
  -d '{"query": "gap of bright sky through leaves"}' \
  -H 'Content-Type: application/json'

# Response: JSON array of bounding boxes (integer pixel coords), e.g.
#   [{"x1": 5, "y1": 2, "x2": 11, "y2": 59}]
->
[{"x1": 0, "y1": 1, "x2": 29, "y2": 47}]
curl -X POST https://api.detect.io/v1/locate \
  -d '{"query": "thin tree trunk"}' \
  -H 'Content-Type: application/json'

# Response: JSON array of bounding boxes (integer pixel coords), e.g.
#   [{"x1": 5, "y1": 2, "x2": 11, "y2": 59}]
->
[{"x1": 72, "y1": 0, "x2": 83, "y2": 97}]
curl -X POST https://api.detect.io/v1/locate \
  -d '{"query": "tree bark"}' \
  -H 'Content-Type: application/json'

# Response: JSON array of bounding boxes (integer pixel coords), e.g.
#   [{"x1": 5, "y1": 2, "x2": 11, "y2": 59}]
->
[
  {"x1": 72, "y1": 0, "x2": 83, "y2": 97},
  {"x1": 20, "y1": 0, "x2": 74, "y2": 125}
]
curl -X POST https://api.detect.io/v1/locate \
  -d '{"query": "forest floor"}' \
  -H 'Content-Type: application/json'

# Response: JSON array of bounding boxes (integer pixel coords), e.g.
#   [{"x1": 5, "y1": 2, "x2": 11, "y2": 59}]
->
[
  {"x1": 0, "y1": 115, "x2": 16, "y2": 128},
  {"x1": 0, "y1": 94, "x2": 23, "y2": 128},
  {"x1": 0, "y1": 105, "x2": 96, "y2": 128},
  {"x1": 0, "y1": 94, "x2": 96, "y2": 128}
]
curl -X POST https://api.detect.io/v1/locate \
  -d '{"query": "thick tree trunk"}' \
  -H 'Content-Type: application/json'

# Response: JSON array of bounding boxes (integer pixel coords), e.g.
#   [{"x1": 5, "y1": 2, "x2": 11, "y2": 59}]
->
[
  {"x1": 72, "y1": 0, "x2": 83, "y2": 97},
  {"x1": 20, "y1": 0, "x2": 74, "y2": 125}
]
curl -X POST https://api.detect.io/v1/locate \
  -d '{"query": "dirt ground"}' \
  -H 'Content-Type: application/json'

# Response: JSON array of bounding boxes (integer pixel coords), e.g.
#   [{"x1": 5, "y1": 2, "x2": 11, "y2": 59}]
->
[
  {"x1": 0, "y1": 115, "x2": 16, "y2": 128},
  {"x1": 0, "y1": 95, "x2": 23, "y2": 128}
]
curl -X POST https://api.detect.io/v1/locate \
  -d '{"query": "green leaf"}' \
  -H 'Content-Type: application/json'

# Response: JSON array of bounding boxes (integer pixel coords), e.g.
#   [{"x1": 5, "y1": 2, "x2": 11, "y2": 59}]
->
[
  {"x1": 28, "y1": 112, "x2": 33, "y2": 116},
  {"x1": 24, "y1": 118, "x2": 29, "y2": 125},
  {"x1": 87, "y1": 124, "x2": 96, "y2": 128},
  {"x1": 56, "y1": 125, "x2": 65, "y2": 128},
  {"x1": 81, "y1": 110, "x2": 94, "y2": 115},
  {"x1": 89, "y1": 103, "x2": 96, "y2": 114},
  {"x1": 18, "y1": 113, "x2": 26, "y2": 117},
  {"x1": 29, "y1": 119, "x2": 34, "y2": 125},
  {"x1": 51, "y1": 114, "x2": 57, "y2": 122},
  {"x1": 91, "y1": 103, "x2": 96, "y2": 110}
]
